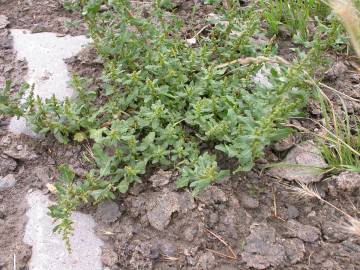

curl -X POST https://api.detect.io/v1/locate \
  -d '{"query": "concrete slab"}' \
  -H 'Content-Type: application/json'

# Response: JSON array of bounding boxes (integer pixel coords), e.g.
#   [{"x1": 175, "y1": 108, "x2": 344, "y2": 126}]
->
[
  {"x1": 8, "y1": 29, "x2": 88, "y2": 135},
  {"x1": 24, "y1": 190, "x2": 103, "y2": 270}
]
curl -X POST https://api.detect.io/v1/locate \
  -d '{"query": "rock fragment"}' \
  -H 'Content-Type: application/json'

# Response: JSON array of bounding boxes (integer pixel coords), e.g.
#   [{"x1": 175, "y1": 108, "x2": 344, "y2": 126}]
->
[
  {"x1": 242, "y1": 224, "x2": 285, "y2": 269},
  {"x1": 269, "y1": 141, "x2": 327, "y2": 184},
  {"x1": 0, "y1": 174, "x2": 16, "y2": 192},
  {"x1": 24, "y1": 191, "x2": 103, "y2": 270}
]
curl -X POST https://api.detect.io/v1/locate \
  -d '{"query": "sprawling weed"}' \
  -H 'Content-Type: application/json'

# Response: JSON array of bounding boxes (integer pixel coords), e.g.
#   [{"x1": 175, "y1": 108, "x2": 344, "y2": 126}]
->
[{"x1": 0, "y1": 0, "x2": 342, "y2": 247}]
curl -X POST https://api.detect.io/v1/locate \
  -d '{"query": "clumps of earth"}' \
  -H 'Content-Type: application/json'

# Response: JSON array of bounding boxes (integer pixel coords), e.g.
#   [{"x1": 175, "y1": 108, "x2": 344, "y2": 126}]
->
[
  {"x1": 1, "y1": 112, "x2": 360, "y2": 270},
  {"x1": 1, "y1": 0, "x2": 360, "y2": 269},
  {"x1": 91, "y1": 140, "x2": 360, "y2": 270}
]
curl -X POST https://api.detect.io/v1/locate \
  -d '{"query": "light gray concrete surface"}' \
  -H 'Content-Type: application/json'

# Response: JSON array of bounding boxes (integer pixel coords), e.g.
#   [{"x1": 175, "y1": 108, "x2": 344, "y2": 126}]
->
[
  {"x1": 24, "y1": 190, "x2": 103, "y2": 270},
  {"x1": 8, "y1": 29, "x2": 88, "y2": 135}
]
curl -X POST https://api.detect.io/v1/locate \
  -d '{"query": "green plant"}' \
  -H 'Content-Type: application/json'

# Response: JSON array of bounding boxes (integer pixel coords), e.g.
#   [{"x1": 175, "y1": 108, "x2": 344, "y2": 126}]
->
[
  {"x1": 63, "y1": 0, "x2": 83, "y2": 11},
  {"x1": 24, "y1": 76, "x2": 99, "y2": 144},
  {"x1": 259, "y1": 0, "x2": 333, "y2": 41},
  {"x1": 317, "y1": 92, "x2": 360, "y2": 173},
  {"x1": 2, "y1": 0, "x2": 337, "y2": 246},
  {"x1": 313, "y1": 0, "x2": 360, "y2": 174},
  {"x1": 328, "y1": 0, "x2": 360, "y2": 57},
  {"x1": 0, "y1": 81, "x2": 27, "y2": 118}
]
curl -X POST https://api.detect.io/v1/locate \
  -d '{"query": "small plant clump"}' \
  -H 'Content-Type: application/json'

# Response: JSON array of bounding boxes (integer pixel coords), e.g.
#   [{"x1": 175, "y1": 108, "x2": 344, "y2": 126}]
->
[{"x1": 0, "y1": 0, "x2": 342, "y2": 246}]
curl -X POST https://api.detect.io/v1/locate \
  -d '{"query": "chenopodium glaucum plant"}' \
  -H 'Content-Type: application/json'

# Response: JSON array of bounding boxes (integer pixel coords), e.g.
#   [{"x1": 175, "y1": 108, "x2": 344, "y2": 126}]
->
[
  {"x1": 0, "y1": 80, "x2": 28, "y2": 118},
  {"x1": 22, "y1": 0, "x2": 322, "y2": 245}
]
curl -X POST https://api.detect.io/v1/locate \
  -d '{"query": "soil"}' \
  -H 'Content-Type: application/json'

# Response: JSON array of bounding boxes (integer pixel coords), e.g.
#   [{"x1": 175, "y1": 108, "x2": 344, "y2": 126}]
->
[{"x1": 1, "y1": 1, "x2": 360, "y2": 270}]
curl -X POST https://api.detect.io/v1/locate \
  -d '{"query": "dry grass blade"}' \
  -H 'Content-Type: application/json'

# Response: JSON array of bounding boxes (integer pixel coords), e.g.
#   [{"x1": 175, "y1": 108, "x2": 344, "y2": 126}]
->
[
  {"x1": 162, "y1": 255, "x2": 180, "y2": 261},
  {"x1": 285, "y1": 181, "x2": 360, "y2": 238},
  {"x1": 204, "y1": 228, "x2": 237, "y2": 260},
  {"x1": 287, "y1": 181, "x2": 322, "y2": 200},
  {"x1": 84, "y1": 142, "x2": 95, "y2": 161},
  {"x1": 319, "y1": 82, "x2": 360, "y2": 102},
  {"x1": 342, "y1": 217, "x2": 360, "y2": 237}
]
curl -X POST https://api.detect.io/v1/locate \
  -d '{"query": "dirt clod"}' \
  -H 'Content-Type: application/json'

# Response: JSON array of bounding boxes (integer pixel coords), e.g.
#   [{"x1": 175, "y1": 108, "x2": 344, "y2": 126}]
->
[
  {"x1": 273, "y1": 136, "x2": 295, "y2": 152},
  {"x1": 196, "y1": 251, "x2": 216, "y2": 270},
  {"x1": 0, "y1": 174, "x2": 16, "y2": 191},
  {"x1": 128, "y1": 240, "x2": 153, "y2": 270},
  {"x1": 286, "y1": 219, "x2": 321, "y2": 242},
  {"x1": 283, "y1": 238, "x2": 305, "y2": 264},
  {"x1": 242, "y1": 224, "x2": 286, "y2": 269},
  {"x1": 336, "y1": 171, "x2": 360, "y2": 191},
  {"x1": 322, "y1": 220, "x2": 349, "y2": 242},
  {"x1": 96, "y1": 201, "x2": 122, "y2": 223},
  {"x1": 146, "y1": 191, "x2": 180, "y2": 231},
  {"x1": 240, "y1": 193, "x2": 259, "y2": 209},
  {"x1": 0, "y1": 154, "x2": 17, "y2": 175},
  {"x1": 269, "y1": 141, "x2": 327, "y2": 183},
  {"x1": 101, "y1": 248, "x2": 119, "y2": 267},
  {"x1": 3, "y1": 142, "x2": 38, "y2": 161},
  {"x1": 158, "y1": 240, "x2": 177, "y2": 257},
  {"x1": 149, "y1": 169, "x2": 172, "y2": 187},
  {"x1": 197, "y1": 186, "x2": 227, "y2": 204},
  {"x1": 286, "y1": 205, "x2": 300, "y2": 219}
]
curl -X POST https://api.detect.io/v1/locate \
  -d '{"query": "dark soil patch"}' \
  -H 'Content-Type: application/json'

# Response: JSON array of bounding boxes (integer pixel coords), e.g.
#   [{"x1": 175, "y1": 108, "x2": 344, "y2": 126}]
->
[{"x1": 0, "y1": 0, "x2": 86, "y2": 35}]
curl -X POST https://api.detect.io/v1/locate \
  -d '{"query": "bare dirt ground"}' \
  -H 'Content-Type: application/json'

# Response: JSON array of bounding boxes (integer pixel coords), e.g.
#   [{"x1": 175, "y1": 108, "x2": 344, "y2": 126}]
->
[{"x1": 1, "y1": 0, "x2": 360, "y2": 269}]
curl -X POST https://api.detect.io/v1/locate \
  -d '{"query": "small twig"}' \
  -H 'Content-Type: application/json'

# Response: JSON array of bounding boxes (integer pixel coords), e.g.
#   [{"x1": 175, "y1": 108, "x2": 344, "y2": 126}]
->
[
  {"x1": 100, "y1": 121, "x2": 112, "y2": 128},
  {"x1": 308, "y1": 250, "x2": 315, "y2": 267},
  {"x1": 13, "y1": 253, "x2": 16, "y2": 270},
  {"x1": 204, "y1": 228, "x2": 237, "y2": 260},
  {"x1": 205, "y1": 248, "x2": 237, "y2": 260},
  {"x1": 272, "y1": 186, "x2": 286, "y2": 222},
  {"x1": 99, "y1": 229, "x2": 114, "y2": 235},
  {"x1": 193, "y1": 24, "x2": 210, "y2": 38},
  {"x1": 162, "y1": 254, "x2": 180, "y2": 261},
  {"x1": 223, "y1": 0, "x2": 231, "y2": 9},
  {"x1": 272, "y1": 186, "x2": 278, "y2": 217}
]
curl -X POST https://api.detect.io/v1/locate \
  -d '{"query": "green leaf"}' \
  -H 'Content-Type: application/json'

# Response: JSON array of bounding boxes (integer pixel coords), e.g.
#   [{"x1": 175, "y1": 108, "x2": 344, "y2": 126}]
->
[
  {"x1": 58, "y1": 164, "x2": 75, "y2": 184},
  {"x1": 117, "y1": 180, "x2": 129, "y2": 193},
  {"x1": 73, "y1": 132, "x2": 87, "y2": 142},
  {"x1": 89, "y1": 128, "x2": 107, "y2": 142},
  {"x1": 92, "y1": 144, "x2": 112, "y2": 177}
]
